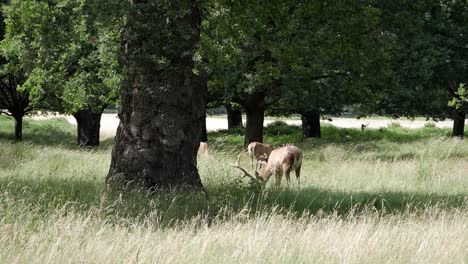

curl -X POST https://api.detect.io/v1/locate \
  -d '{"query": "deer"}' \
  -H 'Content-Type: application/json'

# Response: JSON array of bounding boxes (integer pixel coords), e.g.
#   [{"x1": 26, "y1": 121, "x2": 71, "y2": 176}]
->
[
  {"x1": 198, "y1": 142, "x2": 208, "y2": 156},
  {"x1": 245, "y1": 141, "x2": 273, "y2": 170},
  {"x1": 361, "y1": 123, "x2": 370, "y2": 131},
  {"x1": 233, "y1": 145, "x2": 303, "y2": 187}
]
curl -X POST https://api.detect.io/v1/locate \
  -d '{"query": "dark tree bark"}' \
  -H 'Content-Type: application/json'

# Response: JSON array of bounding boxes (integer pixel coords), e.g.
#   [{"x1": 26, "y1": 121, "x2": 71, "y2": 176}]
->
[
  {"x1": 452, "y1": 111, "x2": 466, "y2": 139},
  {"x1": 196, "y1": 72, "x2": 208, "y2": 143},
  {"x1": 301, "y1": 111, "x2": 321, "y2": 138},
  {"x1": 73, "y1": 109, "x2": 103, "y2": 147},
  {"x1": 13, "y1": 115, "x2": 23, "y2": 140},
  {"x1": 226, "y1": 104, "x2": 243, "y2": 129},
  {"x1": 243, "y1": 92, "x2": 265, "y2": 148},
  {"x1": 201, "y1": 116, "x2": 208, "y2": 142},
  {"x1": 107, "y1": 1, "x2": 204, "y2": 190}
]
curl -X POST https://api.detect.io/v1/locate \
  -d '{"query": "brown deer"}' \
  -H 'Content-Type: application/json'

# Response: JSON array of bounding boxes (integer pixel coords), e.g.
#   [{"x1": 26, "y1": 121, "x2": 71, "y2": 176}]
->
[
  {"x1": 233, "y1": 145, "x2": 303, "y2": 187},
  {"x1": 246, "y1": 142, "x2": 273, "y2": 170}
]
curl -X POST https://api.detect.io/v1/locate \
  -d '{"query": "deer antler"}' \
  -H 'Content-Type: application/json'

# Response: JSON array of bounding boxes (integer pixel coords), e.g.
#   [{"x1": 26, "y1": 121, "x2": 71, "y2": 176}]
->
[
  {"x1": 232, "y1": 165, "x2": 263, "y2": 184},
  {"x1": 232, "y1": 156, "x2": 263, "y2": 183},
  {"x1": 231, "y1": 165, "x2": 257, "y2": 180},
  {"x1": 236, "y1": 152, "x2": 243, "y2": 166}
]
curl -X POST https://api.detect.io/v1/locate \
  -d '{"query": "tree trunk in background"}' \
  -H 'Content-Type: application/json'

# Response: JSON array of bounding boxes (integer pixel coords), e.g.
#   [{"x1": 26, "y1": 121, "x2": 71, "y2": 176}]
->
[
  {"x1": 201, "y1": 116, "x2": 208, "y2": 142},
  {"x1": 452, "y1": 111, "x2": 466, "y2": 139},
  {"x1": 243, "y1": 92, "x2": 265, "y2": 148},
  {"x1": 73, "y1": 109, "x2": 103, "y2": 147},
  {"x1": 13, "y1": 114, "x2": 23, "y2": 140},
  {"x1": 107, "y1": 1, "x2": 204, "y2": 190},
  {"x1": 301, "y1": 111, "x2": 321, "y2": 138},
  {"x1": 226, "y1": 104, "x2": 243, "y2": 129}
]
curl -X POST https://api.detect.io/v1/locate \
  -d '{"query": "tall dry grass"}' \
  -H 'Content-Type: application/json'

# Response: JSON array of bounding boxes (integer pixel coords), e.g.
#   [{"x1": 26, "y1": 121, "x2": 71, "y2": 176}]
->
[{"x1": 1, "y1": 206, "x2": 467, "y2": 263}]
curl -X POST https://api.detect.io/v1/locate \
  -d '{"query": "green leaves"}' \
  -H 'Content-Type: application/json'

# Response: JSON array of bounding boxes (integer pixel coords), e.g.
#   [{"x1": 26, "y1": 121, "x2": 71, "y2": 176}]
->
[
  {"x1": 2, "y1": 0, "x2": 123, "y2": 113},
  {"x1": 374, "y1": 0, "x2": 468, "y2": 119},
  {"x1": 201, "y1": 1, "x2": 390, "y2": 117},
  {"x1": 448, "y1": 83, "x2": 468, "y2": 110}
]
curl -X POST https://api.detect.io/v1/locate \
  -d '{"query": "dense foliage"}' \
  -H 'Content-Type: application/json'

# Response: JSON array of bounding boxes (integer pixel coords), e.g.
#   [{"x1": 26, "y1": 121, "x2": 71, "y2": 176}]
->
[
  {"x1": 1, "y1": 0, "x2": 123, "y2": 145},
  {"x1": 370, "y1": 0, "x2": 468, "y2": 137}
]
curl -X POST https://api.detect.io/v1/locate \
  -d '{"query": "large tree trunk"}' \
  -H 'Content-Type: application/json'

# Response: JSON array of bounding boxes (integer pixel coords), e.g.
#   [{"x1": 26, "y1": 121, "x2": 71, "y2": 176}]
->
[
  {"x1": 13, "y1": 114, "x2": 23, "y2": 141},
  {"x1": 107, "y1": 1, "x2": 204, "y2": 190},
  {"x1": 452, "y1": 111, "x2": 466, "y2": 139},
  {"x1": 73, "y1": 109, "x2": 103, "y2": 147},
  {"x1": 243, "y1": 92, "x2": 265, "y2": 148},
  {"x1": 301, "y1": 111, "x2": 321, "y2": 138},
  {"x1": 197, "y1": 73, "x2": 208, "y2": 143},
  {"x1": 201, "y1": 116, "x2": 208, "y2": 142},
  {"x1": 226, "y1": 104, "x2": 243, "y2": 129}
]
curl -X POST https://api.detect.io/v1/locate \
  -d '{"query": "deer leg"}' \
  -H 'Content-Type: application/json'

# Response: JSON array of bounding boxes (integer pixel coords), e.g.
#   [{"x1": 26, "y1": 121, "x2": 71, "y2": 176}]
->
[
  {"x1": 295, "y1": 166, "x2": 301, "y2": 187},
  {"x1": 275, "y1": 172, "x2": 282, "y2": 187},
  {"x1": 285, "y1": 171, "x2": 291, "y2": 187},
  {"x1": 282, "y1": 164, "x2": 291, "y2": 187}
]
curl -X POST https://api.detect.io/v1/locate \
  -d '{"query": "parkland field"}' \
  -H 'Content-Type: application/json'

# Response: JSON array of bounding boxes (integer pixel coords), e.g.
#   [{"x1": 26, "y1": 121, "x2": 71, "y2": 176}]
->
[{"x1": 0, "y1": 116, "x2": 467, "y2": 263}]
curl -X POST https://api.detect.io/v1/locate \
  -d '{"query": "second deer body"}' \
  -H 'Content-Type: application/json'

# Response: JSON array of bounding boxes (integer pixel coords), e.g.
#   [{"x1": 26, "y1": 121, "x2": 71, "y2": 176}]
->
[{"x1": 247, "y1": 142, "x2": 273, "y2": 170}]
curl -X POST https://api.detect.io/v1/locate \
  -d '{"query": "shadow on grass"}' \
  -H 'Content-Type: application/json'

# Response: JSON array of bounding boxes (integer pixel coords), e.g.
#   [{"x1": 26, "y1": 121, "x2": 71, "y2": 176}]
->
[
  {"x1": 209, "y1": 124, "x2": 458, "y2": 148},
  {"x1": 1, "y1": 116, "x2": 463, "y2": 153},
  {"x1": 0, "y1": 117, "x2": 76, "y2": 147},
  {"x1": 208, "y1": 124, "x2": 468, "y2": 162},
  {"x1": 1, "y1": 176, "x2": 466, "y2": 226},
  {"x1": 0, "y1": 117, "x2": 114, "y2": 150}
]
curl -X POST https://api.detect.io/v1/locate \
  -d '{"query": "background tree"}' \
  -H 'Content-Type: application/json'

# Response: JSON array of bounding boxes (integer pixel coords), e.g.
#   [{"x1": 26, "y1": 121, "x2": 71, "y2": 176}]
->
[
  {"x1": 203, "y1": 1, "x2": 390, "y2": 140},
  {"x1": 106, "y1": 0, "x2": 205, "y2": 190},
  {"x1": 0, "y1": 0, "x2": 36, "y2": 140},
  {"x1": 373, "y1": 0, "x2": 468, "y2": 138},
  {"x1": 0, "y1": 64, "x2": 32, "y2": 141},
  {"x1": 202, "y1": 1, "x2": 284, "y2": 146},
  {"x1": 276, "y1": 1, "x2": 390, "y2": 139},
  {"x1": 225, "y1": 103, "x2": 243, "y2": 129},
  {"x1": 2, "y1": 0, "x2": 122, "y2": 146}
]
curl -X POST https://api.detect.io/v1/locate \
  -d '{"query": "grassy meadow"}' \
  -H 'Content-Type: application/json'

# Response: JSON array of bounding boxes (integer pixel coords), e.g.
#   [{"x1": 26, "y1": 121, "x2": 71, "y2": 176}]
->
[{"x1": 0, "y1": 116, "x2": 467, "y2": 263}]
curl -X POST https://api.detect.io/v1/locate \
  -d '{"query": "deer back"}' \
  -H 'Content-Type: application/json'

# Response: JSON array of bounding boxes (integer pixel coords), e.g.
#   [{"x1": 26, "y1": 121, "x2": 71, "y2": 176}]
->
[
  {"x1": 265, "y1": 145, "x2": 302, "y2": 173},
  {"x1": 248, "y1": 142, "x2": 273, "y2": 161}
]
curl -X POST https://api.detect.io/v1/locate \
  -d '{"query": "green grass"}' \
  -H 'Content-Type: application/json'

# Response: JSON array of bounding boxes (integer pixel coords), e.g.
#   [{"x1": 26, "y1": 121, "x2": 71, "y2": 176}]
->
[
  {"x1": 0, "y1": 116, "x2": 467, "y2": 263},
  {"x1": 0, "y1": 116, "x2": 467, "y2": 220}
]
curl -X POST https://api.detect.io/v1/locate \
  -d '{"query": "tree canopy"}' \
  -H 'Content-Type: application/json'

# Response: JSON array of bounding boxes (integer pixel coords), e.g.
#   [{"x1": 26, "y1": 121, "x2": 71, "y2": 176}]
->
[
  {"x1": 2, "y1": 0, "x2": 123, "y2": 144},
  {"x1": 368, "y1": 0, "x2": 468, "y2": 137}
]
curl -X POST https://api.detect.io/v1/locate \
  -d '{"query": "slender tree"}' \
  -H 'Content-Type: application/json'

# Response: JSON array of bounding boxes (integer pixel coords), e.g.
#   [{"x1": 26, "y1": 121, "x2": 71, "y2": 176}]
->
[
  {"x1": 0, "y1": 71, "x2": 32, "y2": 140},
  {"x1": 0, "y1": 0, "x2": 35, "y2": 140}
]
